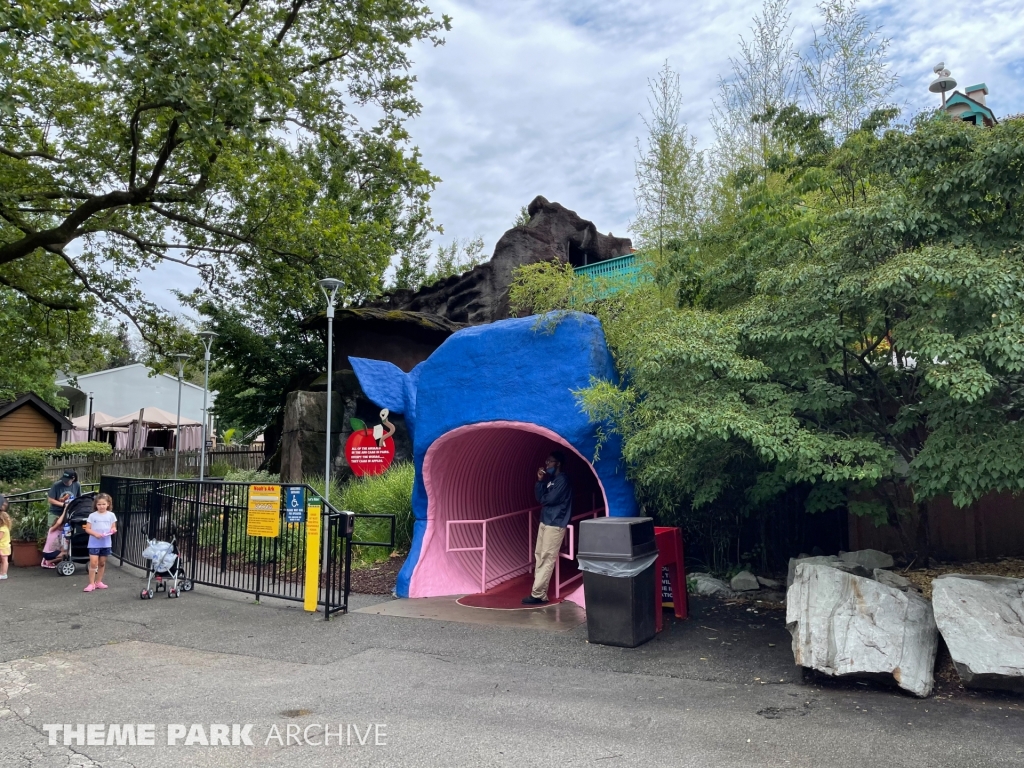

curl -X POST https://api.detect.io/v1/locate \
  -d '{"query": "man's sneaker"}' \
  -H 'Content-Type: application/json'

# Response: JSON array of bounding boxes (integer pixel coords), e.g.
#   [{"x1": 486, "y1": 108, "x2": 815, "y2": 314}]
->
[
  {"x1": 41, "y1": 559, "x2": 56, "y2": 569},
  {"x1": 0, "y1": 574, "x2": 7, "y2": 580},
  {"x1": 83, "y1": 583, "x2": 96, "y2": 592},
  {"x1": 95, "y1": 582, "x2": 108, "y2": 589},
  {"x1": 521, "y1": 596, "x2": 548, "y2": 605}
]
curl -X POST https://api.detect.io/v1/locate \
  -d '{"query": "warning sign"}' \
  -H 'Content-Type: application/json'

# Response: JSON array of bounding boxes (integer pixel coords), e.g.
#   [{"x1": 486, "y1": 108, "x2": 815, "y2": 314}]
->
[{"x1": 247, "y1": 484, "x2": 281, "y2": 538}]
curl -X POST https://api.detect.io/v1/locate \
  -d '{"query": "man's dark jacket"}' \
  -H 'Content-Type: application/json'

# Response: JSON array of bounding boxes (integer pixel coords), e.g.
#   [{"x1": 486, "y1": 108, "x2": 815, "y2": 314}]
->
[{"x1": 535, "y1": 473, "x2": 573, "y2": 528}]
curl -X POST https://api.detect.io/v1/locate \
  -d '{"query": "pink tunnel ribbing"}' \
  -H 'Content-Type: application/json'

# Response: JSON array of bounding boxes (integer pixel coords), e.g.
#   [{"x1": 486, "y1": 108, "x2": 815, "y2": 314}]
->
[{"x1": 408, "y1": 421, "x2": 607, "y2": 598}]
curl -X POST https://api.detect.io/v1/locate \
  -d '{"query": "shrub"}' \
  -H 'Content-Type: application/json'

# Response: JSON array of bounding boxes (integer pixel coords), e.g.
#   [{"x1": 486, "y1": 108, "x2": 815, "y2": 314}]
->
[
  {"x1": 207, "y1": 460, "x2": 233, "y2": 478},
  {"x1": 0, "y1": 451, "x2": 46, "y2": 482},
  {"x1": 11, "y1": 503, "x2": 48, "y2": 543},
  {"x1": 224, "y1": 468, "x2": 281, "y2": 483},
  {"x1": 307, "y1": 463, "x2": 415, "y2": 565},
  {"x1": 45, "y1": 442, "x2": 113, "y2": 460}
]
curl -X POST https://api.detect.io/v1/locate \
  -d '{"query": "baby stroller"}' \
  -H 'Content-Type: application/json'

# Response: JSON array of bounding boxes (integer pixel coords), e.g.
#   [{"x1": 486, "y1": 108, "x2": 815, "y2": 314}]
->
[
  {"x1": 140, "y1": 531, "x2": 192, "y2": 599},
  {"x1": 53, "y1": 493, "x2": 98, "y2": 577}
]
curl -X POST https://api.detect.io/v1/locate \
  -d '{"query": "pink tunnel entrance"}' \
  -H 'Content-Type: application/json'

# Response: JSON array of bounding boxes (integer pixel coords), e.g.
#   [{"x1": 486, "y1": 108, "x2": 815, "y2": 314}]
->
[{"x1": 409, "y1": 421, "x2": 608, "y2": 598}]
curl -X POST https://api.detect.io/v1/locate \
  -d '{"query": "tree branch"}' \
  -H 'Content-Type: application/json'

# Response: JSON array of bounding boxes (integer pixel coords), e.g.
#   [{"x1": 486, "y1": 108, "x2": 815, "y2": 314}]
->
[
  {"x1": 0, "y1": 145, "x2": 59, "y2": 162},
  {"x1": 0, "y1": 274, "x2": 83, "y2": 311},
  {"x1": 274, "y1": 0, "x2": 307, "y2": 45}
]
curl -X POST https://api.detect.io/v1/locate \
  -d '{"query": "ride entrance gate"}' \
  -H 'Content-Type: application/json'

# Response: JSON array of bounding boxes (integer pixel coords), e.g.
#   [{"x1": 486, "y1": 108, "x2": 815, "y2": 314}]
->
[{"x1": 101, "y1": 477, "x2": 395, "y2": 619}]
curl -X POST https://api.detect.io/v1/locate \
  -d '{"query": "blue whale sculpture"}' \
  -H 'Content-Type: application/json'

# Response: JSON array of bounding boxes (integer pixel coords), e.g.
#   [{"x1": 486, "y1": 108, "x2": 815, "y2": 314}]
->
[{"x1": 350, "y1": 312, "x2": 638, "y2": 598}]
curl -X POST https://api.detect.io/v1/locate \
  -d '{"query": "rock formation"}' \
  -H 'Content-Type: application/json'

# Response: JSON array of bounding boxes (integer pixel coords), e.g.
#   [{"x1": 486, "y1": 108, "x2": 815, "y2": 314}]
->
[
  {"x1": 932, "y1": 574, "x2": 1024, "y2": 692},
  {"x1": 366, "y1": 196, "x2": 633, "y2": 324},
  {"x1": 787, "y1": 563, "x2": 938, "y2": 697}
]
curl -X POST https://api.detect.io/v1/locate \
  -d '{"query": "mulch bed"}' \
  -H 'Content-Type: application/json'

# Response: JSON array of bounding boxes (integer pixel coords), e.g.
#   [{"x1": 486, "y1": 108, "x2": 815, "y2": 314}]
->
[
  {"x1": 349, "y1": 555, "x2": 405, "y2": 595},
  {"x1": 901, "y1": 556, "x2": 1024, "y2": 599}
]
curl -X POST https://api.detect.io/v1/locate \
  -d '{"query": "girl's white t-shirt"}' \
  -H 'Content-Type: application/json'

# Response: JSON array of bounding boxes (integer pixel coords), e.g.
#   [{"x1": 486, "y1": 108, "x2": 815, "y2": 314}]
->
[{"x1": 86, "y1": 511, "x2": 117, "y2": 548}]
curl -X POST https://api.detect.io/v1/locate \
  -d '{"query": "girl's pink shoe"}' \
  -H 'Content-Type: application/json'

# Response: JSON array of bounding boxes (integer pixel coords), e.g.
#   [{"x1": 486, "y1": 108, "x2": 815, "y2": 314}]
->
[
  {"x1": 83, "y1": 584, "x2": 96, "y2": 592},
  {"x1": 95, "y1": 582, "x2": 108, "y2": 589}
]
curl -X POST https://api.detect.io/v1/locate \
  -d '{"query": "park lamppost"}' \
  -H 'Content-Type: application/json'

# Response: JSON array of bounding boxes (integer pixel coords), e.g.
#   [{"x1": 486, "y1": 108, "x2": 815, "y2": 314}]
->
[
  {"x1": 317, "y1": 278, "x2": 344, "y2": 504},
  {"x1": 86, "y1": 392, "x2": 94, "y2": 442},
  {"x1": 197, "y1": 331, "x2": 218, "y2": 482},
  {"x1": 173, "y1": 353, "x2": 189, "y2": 479}
]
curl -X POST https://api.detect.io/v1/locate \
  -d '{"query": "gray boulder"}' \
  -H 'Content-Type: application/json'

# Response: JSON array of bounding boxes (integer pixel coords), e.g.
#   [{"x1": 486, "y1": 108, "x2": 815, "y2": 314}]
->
[
  {"x1": 688, "y1": 573, "x2": 736, "y2": 598},
  {"x1": 757, "y1": 576, "x2": 781, "y2": 589},
  {"x1": 932, "y1": 575, "x2": 1024, "y2": 692},
  {"x1": 787, "y1": 555, "x2": 840, "y2": 587},
  {"x1": 731, "y1": 571, "x2": 760, "y2": 592},
  {"x1": 787, "y1": 564, "x2": 938, "y2": 697},
  {"x1": 873, "y1": 569, "x2": 918, "y2": 592},
  {"x1": 840, "y1": 549, "x2": 895, "y2": 571}
]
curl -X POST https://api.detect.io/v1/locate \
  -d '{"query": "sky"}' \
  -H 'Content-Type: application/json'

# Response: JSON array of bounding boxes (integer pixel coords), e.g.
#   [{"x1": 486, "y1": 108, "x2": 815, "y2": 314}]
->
[{"x1": 143, "y1": 0, "x2": 1024, "y2": 314}]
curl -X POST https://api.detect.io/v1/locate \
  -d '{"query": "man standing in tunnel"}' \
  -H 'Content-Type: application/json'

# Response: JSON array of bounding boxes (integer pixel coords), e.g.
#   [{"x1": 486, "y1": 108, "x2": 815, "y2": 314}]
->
[{"x1": 523, "y1": 451, "x2": 573, "y2": 605}]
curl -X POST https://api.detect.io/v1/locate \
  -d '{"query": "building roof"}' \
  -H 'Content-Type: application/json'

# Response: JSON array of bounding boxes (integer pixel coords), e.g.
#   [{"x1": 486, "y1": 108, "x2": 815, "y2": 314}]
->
[
  {"x1": 944, "y1": 91, "x2": 997, "y2": 125},
  {"x1": 56, "y1": 363, "x2": 208, "y2": 393},
  {"x1": 107, "y1": 407, "x2": 202, "y2": 427},
  {"x1": 0, "y1": 392, "x2": 74, "y2": 431}
]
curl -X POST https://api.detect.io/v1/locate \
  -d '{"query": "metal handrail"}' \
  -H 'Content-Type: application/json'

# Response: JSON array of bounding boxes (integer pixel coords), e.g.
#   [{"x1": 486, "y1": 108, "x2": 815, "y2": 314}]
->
[{"x1": 446, "y1": 506, "x2": 540, "y2": 593}]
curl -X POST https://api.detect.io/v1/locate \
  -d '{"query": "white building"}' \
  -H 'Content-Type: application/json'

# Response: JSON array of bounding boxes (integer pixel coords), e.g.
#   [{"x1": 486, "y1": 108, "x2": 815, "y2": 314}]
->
[{"x1": 56, "y1": 364, "x2": 215, "y2": 426}]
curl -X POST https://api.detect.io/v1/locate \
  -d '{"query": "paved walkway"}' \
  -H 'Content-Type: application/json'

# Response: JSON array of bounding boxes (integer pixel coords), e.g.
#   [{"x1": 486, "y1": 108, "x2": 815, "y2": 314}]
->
[{"x1": 1, "y1": 563, "x2": 1022, "y2": 767}]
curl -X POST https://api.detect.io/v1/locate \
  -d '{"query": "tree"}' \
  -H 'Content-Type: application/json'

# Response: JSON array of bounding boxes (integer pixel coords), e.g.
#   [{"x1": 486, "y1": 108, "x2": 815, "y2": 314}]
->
[
  {"x1": 513, "y1": 206, "x2": 531, "y2": 227},
  {"x1": 0, "y1": 1, "x2": 449, "y2": 346},
  {"x1": 801, "y1": 0, "x2": 898, "y2": 140},
  {"x1": 430, "y1": 236, "x2": 486, "y2": 283},
  {"x1": 0, "y1": 284, "x2": 131, "y2": 404},
  {"x1": 712, "y1": 0, "x2": 801, "y2": 174},
  {"x1": 513, "y1": 111, "x2": 1024, "y2": 567},
  {"x1": 631, "y1": 62, "x2": 705, "y2": 265}
]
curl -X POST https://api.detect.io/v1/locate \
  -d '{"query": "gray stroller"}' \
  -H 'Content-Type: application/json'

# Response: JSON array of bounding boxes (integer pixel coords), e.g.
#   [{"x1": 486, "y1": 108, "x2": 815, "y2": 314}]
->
[{"x1": 140, "y1": 534, "x2": 193, "y2": 599}]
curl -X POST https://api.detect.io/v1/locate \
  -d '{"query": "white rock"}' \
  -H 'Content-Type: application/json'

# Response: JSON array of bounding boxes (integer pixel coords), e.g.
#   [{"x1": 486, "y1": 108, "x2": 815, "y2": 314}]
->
[
  {"x1": 731, "y1": 571, "x2": 760, "y2": 592},
  {"x1": 786, "y1": 564, "x2": 938, "y2": 697},
  {"x1": 787, "y1": 555, "x2": 839, "y2": 587},
  {"x1": 840, "y1": 549, "x2": 895, "y2": 571},
  {"x1": 756, "y1": 576, "x2": 780, "y2": 589},
  {"x1": 688, "y1": 573, "x2": 735, "y2": 598},
  {"x1": 873, "y1": 569, "x2": 917, "y2": 592},
  {"x1": 932, "y1": 575, "x2": 1024, "y2": 692}
]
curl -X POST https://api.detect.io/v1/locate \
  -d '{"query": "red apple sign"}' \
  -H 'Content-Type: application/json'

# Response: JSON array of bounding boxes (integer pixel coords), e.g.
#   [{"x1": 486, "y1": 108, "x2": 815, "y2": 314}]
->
[{"x1": 345, "y1": 429, "x2": 395, "y2": 477}]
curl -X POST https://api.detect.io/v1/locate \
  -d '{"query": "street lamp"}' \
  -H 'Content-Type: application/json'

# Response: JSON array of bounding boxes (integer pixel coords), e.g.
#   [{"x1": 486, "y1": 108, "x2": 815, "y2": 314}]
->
[
  {"x1": 86, "y1": 392, "x2": 94, "y2": 442},
  {"x1": 317, "y1": 278, "x2": 344, "y2": 504},
  {"x1": 197, "y1": 331, "x2": 218, "y2": 482},
  {"x1": 173, "y1": 353, "x2": 189, "y2": 479}
]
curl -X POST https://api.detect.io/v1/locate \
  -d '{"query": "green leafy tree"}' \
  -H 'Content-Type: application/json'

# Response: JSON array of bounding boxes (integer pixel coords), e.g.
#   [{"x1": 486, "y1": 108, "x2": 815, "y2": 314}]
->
[
  {"x1": 632, "y1": 62, "x2": 705, "y2": 265},
  {"x1": 513, "y1": 112, "x2": 1024, "y2": 566},
  {"x1": 712, "y1": 0, "x2": 801, "y2": 175},
  {"x1": 0, "y1": 0, "x2": 449, "y2": 347},
  {"x1": 513, "y1": 206, "x2": 531, "y2": 227},
  {"x1": 801, "y1": 0, "x2": 898, "y2": 140},
  {"x1": 430, "y1": 236, "x2": 486, "y2": 283}
]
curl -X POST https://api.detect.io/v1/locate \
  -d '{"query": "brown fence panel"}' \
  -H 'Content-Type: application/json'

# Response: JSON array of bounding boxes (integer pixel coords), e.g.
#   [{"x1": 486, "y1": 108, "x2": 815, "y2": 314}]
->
[{"x1": 44, "y1": 448, "x2": 265, "y2": 483}]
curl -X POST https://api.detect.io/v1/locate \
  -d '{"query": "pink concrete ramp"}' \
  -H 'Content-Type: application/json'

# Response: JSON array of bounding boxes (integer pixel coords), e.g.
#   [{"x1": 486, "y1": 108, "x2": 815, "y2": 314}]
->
[{"x1": 409, "y1": 421, "x2": 606, "y2": 598}]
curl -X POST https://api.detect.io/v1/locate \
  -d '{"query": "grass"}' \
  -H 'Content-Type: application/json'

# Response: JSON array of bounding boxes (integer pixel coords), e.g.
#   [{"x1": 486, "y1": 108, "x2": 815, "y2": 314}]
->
[{"x1": 306, "y1": 463, "x2": 414, "y2": 567}]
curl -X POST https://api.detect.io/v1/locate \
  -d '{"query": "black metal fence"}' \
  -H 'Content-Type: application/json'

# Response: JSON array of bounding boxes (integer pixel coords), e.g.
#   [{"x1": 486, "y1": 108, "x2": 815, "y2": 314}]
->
[{"x1": 100, "y1": 476, "x2": 394, "y2": 620}]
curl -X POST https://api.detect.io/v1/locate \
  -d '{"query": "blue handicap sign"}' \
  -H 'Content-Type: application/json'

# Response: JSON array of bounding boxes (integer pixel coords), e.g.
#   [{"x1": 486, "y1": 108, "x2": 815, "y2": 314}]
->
[{"x1": 284, "y1": 486, "x2": 305, "y2": 523}]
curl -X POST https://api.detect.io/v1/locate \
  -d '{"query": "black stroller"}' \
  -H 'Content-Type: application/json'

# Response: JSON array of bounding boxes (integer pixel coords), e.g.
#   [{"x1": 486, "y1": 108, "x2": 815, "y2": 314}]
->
[{"x1": 53, "y1": 493, "x2": 98, "y2": 577}]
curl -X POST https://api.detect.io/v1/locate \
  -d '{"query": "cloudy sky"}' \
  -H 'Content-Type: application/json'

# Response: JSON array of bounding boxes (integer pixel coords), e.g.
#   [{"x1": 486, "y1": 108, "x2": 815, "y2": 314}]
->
[{"x1": 145, "y1": 0, "x2": 1024, "y2": 313}]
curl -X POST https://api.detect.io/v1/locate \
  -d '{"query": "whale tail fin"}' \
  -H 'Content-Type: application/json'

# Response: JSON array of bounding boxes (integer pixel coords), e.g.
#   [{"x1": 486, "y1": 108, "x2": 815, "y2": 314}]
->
[{"x1": 348, "y1": 357, "x2": 418, "y2": 416}]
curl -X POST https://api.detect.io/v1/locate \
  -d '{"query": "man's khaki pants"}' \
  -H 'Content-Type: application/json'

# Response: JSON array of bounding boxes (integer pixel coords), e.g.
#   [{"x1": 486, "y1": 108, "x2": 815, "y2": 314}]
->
[{"x1": 531, "y1": 522, "x2": 567, "y2": 600}]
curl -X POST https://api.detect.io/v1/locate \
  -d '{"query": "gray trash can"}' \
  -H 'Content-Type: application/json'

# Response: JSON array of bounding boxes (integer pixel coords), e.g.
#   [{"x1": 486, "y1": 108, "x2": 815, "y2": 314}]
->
[{"x1": 578, "y1": 517, "x2": 658, "y2": 648}]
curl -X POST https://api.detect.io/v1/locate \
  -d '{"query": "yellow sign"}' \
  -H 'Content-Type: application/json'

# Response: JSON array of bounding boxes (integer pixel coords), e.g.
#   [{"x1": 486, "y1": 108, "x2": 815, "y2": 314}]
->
[
  {"x1": 303, "y1": 501, "x2": 322, "y2": 612},
  {"x1": 247, "y1": 484, "x2": 281, "y2": 538}
]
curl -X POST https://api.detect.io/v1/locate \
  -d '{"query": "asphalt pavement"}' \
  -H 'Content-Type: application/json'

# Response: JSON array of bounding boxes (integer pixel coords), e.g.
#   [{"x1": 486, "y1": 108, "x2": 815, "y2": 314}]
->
[{"x1": 1, "y1": 562, "x2": 1022, "y2": 767}]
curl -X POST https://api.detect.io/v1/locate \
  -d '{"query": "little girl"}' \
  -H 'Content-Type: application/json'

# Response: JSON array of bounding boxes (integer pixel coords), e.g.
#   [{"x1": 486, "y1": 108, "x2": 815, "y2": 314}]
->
[
  {"x1": 0, "y1": 495, "x2": 11, "y2": 580},
  {"x1": 82, "y1": 493, "x2": 117, "y2": 592}
]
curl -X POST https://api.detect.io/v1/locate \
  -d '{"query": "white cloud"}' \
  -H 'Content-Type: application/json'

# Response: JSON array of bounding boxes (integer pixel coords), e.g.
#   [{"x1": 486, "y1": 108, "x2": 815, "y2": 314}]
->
[
  {"x1": 137, "y1": 0, "x2": 1024, "y2": 311},
  {"x1": 411, "y1": 0, "x2": 1024, "y2": 254}
]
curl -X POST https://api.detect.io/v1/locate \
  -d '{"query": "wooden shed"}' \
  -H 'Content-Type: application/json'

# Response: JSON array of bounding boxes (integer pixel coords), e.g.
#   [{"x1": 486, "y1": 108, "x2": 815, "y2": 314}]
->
[{"x1": 0, "y1": 393, "x2": 74, "y2": 449}]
